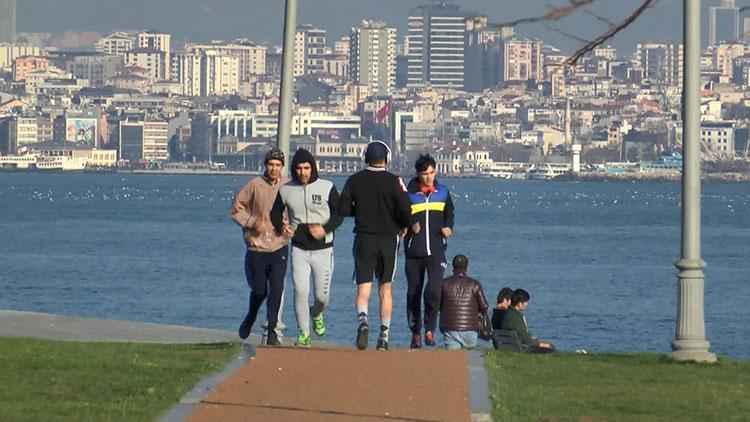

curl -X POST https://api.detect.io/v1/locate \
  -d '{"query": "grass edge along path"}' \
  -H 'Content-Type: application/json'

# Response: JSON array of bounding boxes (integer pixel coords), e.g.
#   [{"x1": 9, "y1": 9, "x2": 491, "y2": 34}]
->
[
  {"x1": 486, "y1": 351, "x2": 750, "y2": 421},
  {"x1": 0, "y1": 337, "x2": 241, "y2": 422}
]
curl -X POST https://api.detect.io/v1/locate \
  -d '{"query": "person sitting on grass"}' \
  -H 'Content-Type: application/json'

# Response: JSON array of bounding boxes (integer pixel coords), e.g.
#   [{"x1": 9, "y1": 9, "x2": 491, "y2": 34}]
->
[
  {"x1": 501, "y1": 289, "x2": 555, "y2": 353},
  {"x1": 492, "y1": 287, "x2": 514, "y2": 330}
]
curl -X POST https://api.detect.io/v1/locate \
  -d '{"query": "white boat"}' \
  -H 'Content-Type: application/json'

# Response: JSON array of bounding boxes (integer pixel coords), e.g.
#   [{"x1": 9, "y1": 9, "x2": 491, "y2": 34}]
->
[
  {"x1": 527, "y1": 163, "x2": 571, "y2": 180},
  {"x1": 0, "y1": 154, "x2": 87, "y2": 171},
  {"x1": 479, "y1": 162, "x2": 532, "y2": 179},
  {"x1": 35, "y1": 156, "x2": 88, "y2": 171}
]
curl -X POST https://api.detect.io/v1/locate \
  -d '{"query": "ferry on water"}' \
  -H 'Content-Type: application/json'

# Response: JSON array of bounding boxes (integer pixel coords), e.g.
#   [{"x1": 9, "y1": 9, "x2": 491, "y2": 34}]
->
[
  {"x1": 0, "y1": 153, "x2": 88, "y2": 171},
  {"x1": 527, "y1": 163, "x2": 572, "y2": 180}
]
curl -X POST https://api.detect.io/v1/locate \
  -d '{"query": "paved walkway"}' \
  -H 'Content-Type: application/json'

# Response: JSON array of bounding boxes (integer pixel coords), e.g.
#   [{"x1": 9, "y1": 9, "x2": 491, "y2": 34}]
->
[
  {"x1": 0, "y1": 309, "x2": 246, "y2": 343},
  {"x1": 187, "y1": 346, "x2": 475, "y2": 422}
]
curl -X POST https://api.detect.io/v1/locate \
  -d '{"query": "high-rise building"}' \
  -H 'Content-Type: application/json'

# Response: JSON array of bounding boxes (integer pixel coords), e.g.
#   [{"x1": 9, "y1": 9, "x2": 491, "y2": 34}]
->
[
  {"x1": 172, "y1": 51, "x2": 239, "y2": 96},
  {"x1": 502, "y1": 38, "x2": 542, "y2": 82},
  {"x1": 709, "y1": 0, "x2": 739, "y2": 46},
  {"x1": 124, "y1": 48, "x2": 167, "y2": 82},
  {"x1": 407, "y1": 3, "x2": 480, "y2": 89},
  {"x1": 202, "y1": 51, "x2": 240, "y2": 96},
  {"x1": 138, "y1": 31, "x2": 171, "y2": 78},
  {"x1": 636, "y1": 42, "x2": 683, "y2": 86},
  {"x1": 0, "y1": 44, "x2": 41, "y2": 68},
  {"x1": 95, "y1": 32, "x2": 136, "y2": 55},
  {"x1": 465, "y1": 17, "x2": 511, "y2": 91},
  {"x1": 173, "y1": 53, "x2": 203, "y2": 96},
  {"x1": 186, "y1": 40, "x2": 266, "y2": 81},
  {"x1": 349, "y1": 21, "x2": 397, "y2": 96},
  {"x1": 712, "y1": 43, "x2": 745, "y2": 77},
  {"x1": 66, "y1": 55, "x2": 124, "y2": 86},
  {"x1": 294, "y1": 25, "x2": 326, "y2": 76},
  {"x1": 0, "y1": 0, "x2": 16, "y2": 43}
]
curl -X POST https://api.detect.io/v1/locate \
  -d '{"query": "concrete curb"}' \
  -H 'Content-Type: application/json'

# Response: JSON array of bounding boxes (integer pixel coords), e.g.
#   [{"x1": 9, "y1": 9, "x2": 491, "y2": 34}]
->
[
  {"x1": 160, "y1": 343, "x2": 257, "y2": 422},
  {"x1": 467, "y1": 350, "x2": 492, "y2": 422}
]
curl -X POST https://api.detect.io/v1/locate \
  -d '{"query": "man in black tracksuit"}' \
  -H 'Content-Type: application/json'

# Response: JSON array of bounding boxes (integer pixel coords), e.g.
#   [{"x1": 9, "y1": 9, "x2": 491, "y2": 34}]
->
[
  {"x1": 338, "y1": 140, "x2": 411, "y2": 351},
  {"x1": 404, "y1": 154, "x2": 455, "y2": 348}
]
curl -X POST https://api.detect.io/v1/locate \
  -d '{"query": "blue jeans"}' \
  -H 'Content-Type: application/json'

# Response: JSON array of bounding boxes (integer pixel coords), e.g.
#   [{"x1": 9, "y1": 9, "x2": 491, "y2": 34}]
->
[{"x1": 443, "y1": 330, "x2": 478, "y2": 350}]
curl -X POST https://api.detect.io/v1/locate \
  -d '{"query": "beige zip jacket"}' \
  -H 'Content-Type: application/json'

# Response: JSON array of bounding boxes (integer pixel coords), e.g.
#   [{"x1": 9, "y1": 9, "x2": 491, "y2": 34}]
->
[{"x1": 229, "y1": 174, "x2": 289, "y2": 252}]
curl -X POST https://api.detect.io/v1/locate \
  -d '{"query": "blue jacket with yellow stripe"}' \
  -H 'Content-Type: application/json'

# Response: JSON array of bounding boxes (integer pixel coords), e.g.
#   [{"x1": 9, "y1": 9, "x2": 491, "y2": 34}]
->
[{"x1": 404, "y1": 178, "x2": 455, "y2": 258}]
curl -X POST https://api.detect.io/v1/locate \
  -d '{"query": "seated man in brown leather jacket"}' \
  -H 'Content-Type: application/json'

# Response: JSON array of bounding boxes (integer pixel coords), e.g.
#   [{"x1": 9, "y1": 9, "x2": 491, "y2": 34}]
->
[{"x1": 439, "y1": 255, "x2": 489, "y2": 350}]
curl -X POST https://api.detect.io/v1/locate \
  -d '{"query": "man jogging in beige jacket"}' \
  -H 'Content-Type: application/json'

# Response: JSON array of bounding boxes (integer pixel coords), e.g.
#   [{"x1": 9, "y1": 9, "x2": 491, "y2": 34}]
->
[{"x1": 230, "y1": 148, "x2": 289, "y2": 345}]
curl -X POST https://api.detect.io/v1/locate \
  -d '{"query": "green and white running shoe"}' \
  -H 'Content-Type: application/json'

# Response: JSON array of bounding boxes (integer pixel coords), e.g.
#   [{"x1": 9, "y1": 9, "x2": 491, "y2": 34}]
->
[
  {"x1": 312, "y1": 314, "x2": 326, "y2": 337},
  {"x1": 295, "y1": 331, "x2": 311, "y2": 347}
]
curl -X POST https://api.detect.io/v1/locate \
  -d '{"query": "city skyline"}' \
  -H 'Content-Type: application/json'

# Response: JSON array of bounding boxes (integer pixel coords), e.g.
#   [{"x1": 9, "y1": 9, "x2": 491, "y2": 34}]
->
[{"x1": 13, "y1": 0, "x2": 744, "y2": 54}]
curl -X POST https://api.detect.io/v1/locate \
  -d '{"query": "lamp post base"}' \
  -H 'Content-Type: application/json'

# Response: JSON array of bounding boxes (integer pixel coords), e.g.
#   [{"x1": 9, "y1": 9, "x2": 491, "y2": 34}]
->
[{"x1": 669, "y1": 339, "x2": 716, "y2": 363}]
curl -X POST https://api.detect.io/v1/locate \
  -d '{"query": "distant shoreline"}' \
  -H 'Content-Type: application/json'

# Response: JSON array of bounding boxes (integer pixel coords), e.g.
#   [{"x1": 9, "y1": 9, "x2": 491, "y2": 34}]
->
[
  {"x1": 4, "y1": 168, "x2": 750, "y2": 183},
  {"x1": 556, "y1": 171, "x2": 750, "y2": 183}
]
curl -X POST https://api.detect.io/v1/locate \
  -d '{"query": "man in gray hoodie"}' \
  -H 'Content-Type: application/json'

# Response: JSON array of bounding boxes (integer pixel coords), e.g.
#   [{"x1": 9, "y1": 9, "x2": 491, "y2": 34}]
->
[{"x1": 271, "y1": 148, "x2": 343, "y2": 347}]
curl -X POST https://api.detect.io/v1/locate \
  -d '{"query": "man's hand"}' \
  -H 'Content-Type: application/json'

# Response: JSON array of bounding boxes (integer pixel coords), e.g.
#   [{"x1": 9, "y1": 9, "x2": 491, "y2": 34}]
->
[
  {"x1": 281, "y1": 225, "x2": 295, "y2": 239},
  {"x1": 308, "y1": 224, "x2": 326, "y2": 240},
  {"x1": 411, "y1": 222, "x2": 421, "y2": 234},
  {"x1": 539, "y1": 341, "x2": 552, "y2": 349},
  {"x1": 440, "y1": 227, "x2": 452, "y2": 238},
  {"x1": 252, "y1": 218, "x2": 265, "y2": 232}
]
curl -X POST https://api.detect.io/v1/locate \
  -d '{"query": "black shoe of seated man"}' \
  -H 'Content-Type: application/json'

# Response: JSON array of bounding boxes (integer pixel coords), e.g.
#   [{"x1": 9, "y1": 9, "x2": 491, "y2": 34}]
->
[
  {"x1": 266, "y1": 330, "x2": 281, "y2": 346},
  {"x1": 238, "y1": 317, "x2": 253, "y2": 340},
  {"x1": 356, "y1": 322, "x2": 369, "y2": 350},
  {"x1": 376, "y1": 338, "x2": 389, "y2": 351}
]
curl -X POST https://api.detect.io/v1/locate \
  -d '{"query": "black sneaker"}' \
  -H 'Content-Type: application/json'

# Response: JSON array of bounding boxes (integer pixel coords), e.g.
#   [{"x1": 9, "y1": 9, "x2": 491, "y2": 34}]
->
[
  {"x1": 238, "y1": 317, "x2": 252, "y2": 340},
  {"x1": 376, "y1": 338, "x2": 389, "y2": 351},
  {"x1": 356, "y1": 322, "x2": 369, "y2": 350},
  {"x1": 266, "y1": 330, "x2": 281, "y2": 346}
]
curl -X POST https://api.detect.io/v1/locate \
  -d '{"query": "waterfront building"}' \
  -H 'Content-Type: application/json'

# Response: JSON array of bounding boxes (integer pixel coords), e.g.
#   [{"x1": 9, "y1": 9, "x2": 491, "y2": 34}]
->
[
  {"x1": 119, "y1": 119, "x2": 169, "y2": 162},
  {"x1": 701, "y1": 121, "x2": 735, "y2": 159}
]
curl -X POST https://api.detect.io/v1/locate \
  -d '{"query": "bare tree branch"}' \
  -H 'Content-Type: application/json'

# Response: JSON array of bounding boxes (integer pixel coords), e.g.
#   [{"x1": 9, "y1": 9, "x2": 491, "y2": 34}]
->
[
  {"x1": 583, "y1": 10, "x2": 616, "y2": 28},
  {"x1": 499, "y1": 0, "x2": 597, "y2": 27},
  {"x1": 544, "y1": 24, "x2": 592, "y2": 44},
  {"x1": 562, "y1": 0, "x2": 656, "y2": 66}
]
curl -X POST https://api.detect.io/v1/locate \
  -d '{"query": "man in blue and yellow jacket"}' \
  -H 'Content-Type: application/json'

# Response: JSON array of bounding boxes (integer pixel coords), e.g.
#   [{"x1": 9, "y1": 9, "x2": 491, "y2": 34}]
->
[{"x1": 404, "y1": 154, "x2": 455, "y2": 348}]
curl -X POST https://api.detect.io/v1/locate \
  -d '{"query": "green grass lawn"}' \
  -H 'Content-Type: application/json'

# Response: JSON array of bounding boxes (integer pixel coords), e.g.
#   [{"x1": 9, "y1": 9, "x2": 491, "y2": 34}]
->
[
  {"x1": 0, "y1": 338, "x2": 241, "y2": 422},
  {"x1": 486, "y1": 351, "x2": 750, "y2": 421}
]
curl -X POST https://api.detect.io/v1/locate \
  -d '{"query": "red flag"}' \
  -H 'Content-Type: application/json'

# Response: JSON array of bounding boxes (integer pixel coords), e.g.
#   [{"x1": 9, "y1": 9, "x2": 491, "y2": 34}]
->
[{"x1": 376, "y1": 101, "x2": 391, "y2": 123}]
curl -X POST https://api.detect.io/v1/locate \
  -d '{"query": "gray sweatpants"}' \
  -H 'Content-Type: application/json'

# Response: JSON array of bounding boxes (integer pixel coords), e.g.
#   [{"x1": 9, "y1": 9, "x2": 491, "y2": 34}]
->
[{"x1": 291, "y1": 246, "x2": 334, "y2": 334}]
